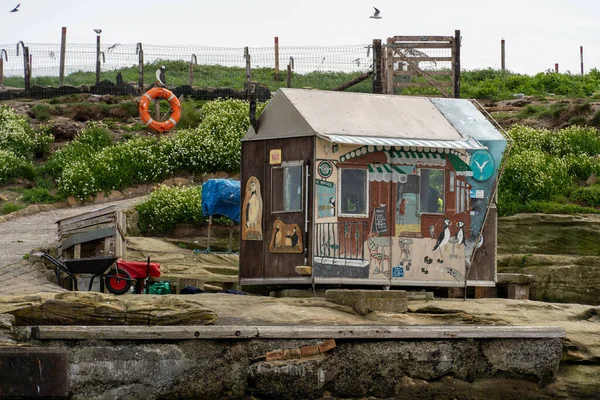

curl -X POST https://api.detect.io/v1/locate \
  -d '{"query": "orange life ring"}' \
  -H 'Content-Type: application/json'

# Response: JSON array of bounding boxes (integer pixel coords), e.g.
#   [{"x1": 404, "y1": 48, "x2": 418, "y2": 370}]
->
[{"x1": 138, "y1": 87, "x2": 181, "y2": 133}]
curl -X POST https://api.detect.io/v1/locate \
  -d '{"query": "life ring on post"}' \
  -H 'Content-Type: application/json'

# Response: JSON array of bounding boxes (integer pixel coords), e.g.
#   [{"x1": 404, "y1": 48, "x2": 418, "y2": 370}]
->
[{"x1": 139, "y1": 87, "x2": 181, "y2": 133}]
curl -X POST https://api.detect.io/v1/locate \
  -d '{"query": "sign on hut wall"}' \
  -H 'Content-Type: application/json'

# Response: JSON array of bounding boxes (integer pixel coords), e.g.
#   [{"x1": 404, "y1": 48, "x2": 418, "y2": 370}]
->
[
  {"x1": 270, "y1": 219, "x2": 303, "y2": 254},
  {"x1": 371, "y1": 205, "x2": 389, "y2": 234},
  {"x1": 242, "y1": 176, "x2": 263, "y2": 241},
  {"x1": 316, "y1": 179, "x2": 336, "y2": 219}
]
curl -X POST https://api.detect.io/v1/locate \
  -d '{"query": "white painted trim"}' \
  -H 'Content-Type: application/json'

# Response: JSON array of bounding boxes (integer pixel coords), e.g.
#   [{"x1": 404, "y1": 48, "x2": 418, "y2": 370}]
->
[
  {"x1": 313, "y1": 257, "x2": 369, "y2": 268},
  {"x1": 240, "y1": 277, "x2": 312, "y2": 286}
]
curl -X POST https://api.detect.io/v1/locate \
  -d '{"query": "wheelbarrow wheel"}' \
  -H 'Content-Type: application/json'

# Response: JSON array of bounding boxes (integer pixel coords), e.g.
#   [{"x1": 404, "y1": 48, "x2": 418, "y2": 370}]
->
[{"x1": 105, "y1": 268, "x2": 133, "y2": 295}]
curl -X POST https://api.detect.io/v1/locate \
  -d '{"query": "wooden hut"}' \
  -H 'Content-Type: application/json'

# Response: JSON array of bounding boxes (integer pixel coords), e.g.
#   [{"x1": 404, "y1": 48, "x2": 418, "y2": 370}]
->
[{"x1": 240, "y1": 89, "x2": 508, "y2": 289}]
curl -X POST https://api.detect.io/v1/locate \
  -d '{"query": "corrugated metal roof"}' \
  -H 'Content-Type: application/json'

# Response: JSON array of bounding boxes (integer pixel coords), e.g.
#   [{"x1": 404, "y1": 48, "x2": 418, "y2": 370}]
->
[
  {"x1": 281, "y1": 88, "x2": 463, "y2": 141},
  {"x1": 321, "y1": 134, "x2": 486, "y2": 150}
]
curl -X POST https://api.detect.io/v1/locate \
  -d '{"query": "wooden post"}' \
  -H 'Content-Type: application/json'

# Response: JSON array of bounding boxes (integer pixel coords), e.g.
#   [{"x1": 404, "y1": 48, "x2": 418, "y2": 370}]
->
[
  {"x1": 453, "y1": 29, "x2": 461, "y2": 98},
  {"x1": 189, "y1": 54, "x2": 197, "y2": 87},
  {"x1": 580, "y1": 46, "x2": 584, "y2": 75},
  {"x1": 95, "y1": 34, "x2": 101, "y2": 85},
  {"x1": 286, "y1": 57, "x2": 293, "y2": 88},
  {"x1": 555, "y1": 63, "x2": 559, "y2": 73},
  {"x1": 0, "y1": 49, "x2": 6, "y2": 87},
  {"x1": 372, "y1": 39, "x2": 383, "y2": 94},
  {"x1": 136, "y1": 43, "x2": 144, "y2": 93},
  {"x1": 274, "y1": 37, "x2": 280, "y2": 81},
  {"x1": 385, "y1": 37, "x2": 394, "y2": 94},
  {"x1": 501, "y1": 39, "x2": 505, "y2": 72},
  {"x1": 207, "y1": 215, "x2": 212, "y2": 252},
  {"x1": 59, "y1": 27, "x2": 67, "y2": 86},
  {"x1": 244, "y1": 47, "x2": 252, "y2": 100}
]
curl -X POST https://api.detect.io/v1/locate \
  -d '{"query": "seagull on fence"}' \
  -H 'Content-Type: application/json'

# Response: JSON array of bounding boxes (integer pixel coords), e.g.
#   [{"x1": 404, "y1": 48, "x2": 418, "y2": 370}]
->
[
  {"x1": 93, "y1": 29, "x2": 102, "y2": 35},
  {"x1": 9, "y1": 3, "x2": 20, "y2": 12},
  {"x1": 370, "y1": 7, "x2": 381, "y2": 19}
]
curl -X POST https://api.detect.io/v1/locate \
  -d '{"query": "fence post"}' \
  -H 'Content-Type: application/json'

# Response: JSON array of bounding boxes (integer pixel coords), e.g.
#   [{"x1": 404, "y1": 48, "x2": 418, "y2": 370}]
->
[
  {"x1": 287, "y1": 57, "x2": 294, "y2": 88},
  {"x1": 580, "y1": 46, "x2": 584, "y2": 75},
  {"x1": 59, "y1": 27, "x2": 67, "y2": 86},
  {"x1": 274, "y1": 36, "x2": 280, "y2": 81},
  {"x1": 372, "y1": 39, "x2": 382, "y2": 94},
  {"x1": 501, "y1": 38, "x2": 505, "y2": 72},
  {"x1": 453, "y1": 29, "x2": 461, "y2": 98},
  {"x1": 17, "y1": 42, "x2": 30, "y2": 91},
  {"x1": 136, "y1": 43, "x2": 143, "y2": 93},
  {"x1": 95, "y1": 34, "x2": 101, "y2": 85},
  {"x1": 189, "y1": 54, "x2": 197, "y2": 87},
  {"x1": 244, "y1": 47, "x2": 252, "y2": 101},
  {"x1": 555, "y1": 63, "x2": 559, "y2": 73},
  {"x1": 0, "y1": 49, "x2": 7, "y2": 87}
]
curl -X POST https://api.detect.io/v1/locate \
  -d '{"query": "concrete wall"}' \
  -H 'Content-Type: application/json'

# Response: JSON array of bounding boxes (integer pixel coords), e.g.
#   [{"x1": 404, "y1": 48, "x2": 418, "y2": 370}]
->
[{"x1": 26, "y1": 337, "x2": 562, "y2": 399}]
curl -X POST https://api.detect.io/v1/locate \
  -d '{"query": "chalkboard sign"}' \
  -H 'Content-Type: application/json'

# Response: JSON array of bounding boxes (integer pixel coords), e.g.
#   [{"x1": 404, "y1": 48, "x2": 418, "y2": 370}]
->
[{"x1": 371, "y1": 206, "x2": 388, "y2": 234}]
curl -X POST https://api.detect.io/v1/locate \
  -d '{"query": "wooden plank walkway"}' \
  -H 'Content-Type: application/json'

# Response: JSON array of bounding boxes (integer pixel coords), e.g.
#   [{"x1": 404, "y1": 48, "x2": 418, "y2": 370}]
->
[{"x1": 32, "y1": 325, "x2": 566, "y2": 340}]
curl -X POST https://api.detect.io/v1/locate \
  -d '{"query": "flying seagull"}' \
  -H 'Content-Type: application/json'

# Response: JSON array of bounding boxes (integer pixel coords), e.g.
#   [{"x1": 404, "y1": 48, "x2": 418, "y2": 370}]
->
[
  {"x1": 10, "y1": 4, "x2": 20, "y2": 12},
  {"x1": 370, "y1": 7, "x2": 381, "y2": 19},
  {"x1": 93, "y1": 29, "x2": 102, "y2": 35}
]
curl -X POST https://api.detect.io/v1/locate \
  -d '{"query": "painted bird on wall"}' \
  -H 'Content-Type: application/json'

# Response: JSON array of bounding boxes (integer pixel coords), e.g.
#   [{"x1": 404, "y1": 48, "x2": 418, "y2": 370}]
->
[{"x1": 432, "y1": 218, "x2": 451, "y2": 263}]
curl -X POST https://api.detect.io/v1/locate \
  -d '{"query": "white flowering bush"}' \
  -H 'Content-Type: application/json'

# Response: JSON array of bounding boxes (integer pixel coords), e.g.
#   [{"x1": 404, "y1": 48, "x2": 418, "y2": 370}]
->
[
  {"x1": 44, "y1": 122, "x2": 113, "y2": 178},
  {"x1": 51, "y1": 99, "x2": 266, "y2": 198},
  {"x1": 0, "y1": 150, "x2": 31, "y2": 184},
  {"x1": 0, "y1": 106, "x2": 53, "y2": 158},
  {"x1": 135, "y1": 184, "x2": 205, "y2": 233}
]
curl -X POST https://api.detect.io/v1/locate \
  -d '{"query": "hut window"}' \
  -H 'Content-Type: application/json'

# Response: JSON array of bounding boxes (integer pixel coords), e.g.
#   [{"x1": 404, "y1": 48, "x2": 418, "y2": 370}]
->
[
  {"x1": 272, "y1": 162, "x2": 303, "y2": 213},
  {"x1": 339, "y1": 168, "x2": 368, "y2": 217},
  {"x1": 419, "y1": 169, "x2": 444, "y2": 214}
]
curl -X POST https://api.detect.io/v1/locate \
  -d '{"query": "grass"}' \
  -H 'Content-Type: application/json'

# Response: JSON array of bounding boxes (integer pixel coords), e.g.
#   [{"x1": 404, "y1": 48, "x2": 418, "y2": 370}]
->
[
  {"x1": 5, "y1": 60, "x2": 600, "y2": 101},
  {"x1": 1, "y1": 202, "x2": 26, "y2": 215}
]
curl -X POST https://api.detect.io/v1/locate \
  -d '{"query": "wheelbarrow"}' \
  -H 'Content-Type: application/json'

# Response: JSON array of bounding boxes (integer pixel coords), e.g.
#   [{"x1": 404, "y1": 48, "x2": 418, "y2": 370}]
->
[{"x1": 36, "y1": 253, "x2": 160, "y2": 295}]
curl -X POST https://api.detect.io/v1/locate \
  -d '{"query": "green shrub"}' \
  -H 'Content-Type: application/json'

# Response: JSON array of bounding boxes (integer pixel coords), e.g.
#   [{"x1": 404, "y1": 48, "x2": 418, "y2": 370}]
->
[
  {"x1": 177, "y1": 98, "x2": 203, "y2": 129},
  {"x1": 569, "y1": 185, "x2": 600, "y2": 207},
  {"x1": 30, "y1": 104, "x2": 53, "y2": 121},
  {"x1": 0, "y1": 106, "x2": 53, "y2": 158},
  {"x1": 136, "y1": 184, "x2": 205, "y2": 233},
  {"x1": 0, "y1": 150, "x2": 33, "y2": 184},
  {"x1": 57, "y1": 161, "x2": 98, "y2": 200}
]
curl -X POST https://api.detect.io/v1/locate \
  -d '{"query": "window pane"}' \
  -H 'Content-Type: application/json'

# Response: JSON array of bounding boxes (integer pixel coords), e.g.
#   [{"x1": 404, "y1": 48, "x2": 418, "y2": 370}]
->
[
  {"x1": 419, "y1": 169, "x2": 444, "y2": 214},
  {"x1": 340, "y1": 169, "x2": 367, "y2": 215},
  {"x1": 272, "y1": 165, "x2": 303, "y2": 212}
]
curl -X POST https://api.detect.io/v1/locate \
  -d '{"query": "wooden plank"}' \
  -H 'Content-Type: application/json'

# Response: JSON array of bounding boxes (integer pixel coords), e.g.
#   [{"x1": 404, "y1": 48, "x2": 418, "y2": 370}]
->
[
  {"x1": 386, "y1": 37, "x2": 394, "y2": 94},
  {"x1": 73, "y1": 244, "x2": 81, "y2": 259},
  {"x1": 60, "y1": 222, "x2": 117, "y2": 238},
  {"x1": 56, "y1": 205, "x2": 116, "y2": 226},
  {"x1": 386, "y1": 43, "x2": 453, "y2": 49},
  {"x1": 393, "y1": 82, "x2": 452, "y2": 88},
  {"x1": 394, "y1": 70, "x2": 451, "y2": 76},
  {"x1": 58, "y1": 214, "x2": 115, "y2": 234},
  {"x1": 392, "y1": 35, "x2": 454, "y2": 42},
  {"x1": 61, "y1": 227, "x2": 116, "y2": 251},
  {"x1": 332, "y1": 71, "x2": 373, "y2": 91},
  {"x1": 392, "y1": 56, "x2": 452, "y2": 63},
  {"x1": 32, "y1": 325, "x2": 567, "y2": 341}
]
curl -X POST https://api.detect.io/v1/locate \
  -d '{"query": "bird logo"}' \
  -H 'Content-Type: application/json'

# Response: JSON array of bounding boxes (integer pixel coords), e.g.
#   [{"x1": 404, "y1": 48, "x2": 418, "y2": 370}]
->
[
  {"x1": 9, "y1": 3, "x2": 20, "y2": 12},
  {"x1": 370, "y1": 7, "x2": 381, "y2": 19},
  {"x1": 93, "y1": 29, "x2": 102, "y2": 35},
  {"x1": 474, "y1": 159, "x2": 489, "y2": 173}
]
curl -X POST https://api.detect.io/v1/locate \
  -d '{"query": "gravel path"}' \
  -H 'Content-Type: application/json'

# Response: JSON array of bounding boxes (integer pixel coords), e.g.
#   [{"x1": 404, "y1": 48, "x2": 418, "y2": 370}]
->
[{"x1": 0, "y1": 196, "x2": 146, "y2": 268}]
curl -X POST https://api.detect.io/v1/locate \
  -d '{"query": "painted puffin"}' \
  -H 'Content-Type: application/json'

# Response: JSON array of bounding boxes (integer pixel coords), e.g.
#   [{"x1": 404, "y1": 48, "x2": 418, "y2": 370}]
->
[{"x1": 432, "y1": 218, "x2": 451, "y2": 263}]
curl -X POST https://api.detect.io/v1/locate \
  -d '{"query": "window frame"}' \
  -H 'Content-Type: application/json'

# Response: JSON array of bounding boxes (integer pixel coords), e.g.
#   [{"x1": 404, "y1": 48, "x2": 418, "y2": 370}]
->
[
  {"x1": 271, "y1": 160, "x2": 304, "y2": 214},
  {"x1": 418, "y1": 167, "x2": 445, "y2": 215},
  {"x1": 338, "y1": 167, "x2": 369, "y2": 218}
]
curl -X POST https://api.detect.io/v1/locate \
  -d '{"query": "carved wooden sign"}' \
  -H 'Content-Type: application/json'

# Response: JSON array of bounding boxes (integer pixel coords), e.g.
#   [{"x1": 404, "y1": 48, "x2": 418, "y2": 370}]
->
[
  {"x1": 242, "y1": 176, "x2": 263, "y2": 241},
  {"x1": 270, "y1": 219, "x2": 303, "y2": 254}
]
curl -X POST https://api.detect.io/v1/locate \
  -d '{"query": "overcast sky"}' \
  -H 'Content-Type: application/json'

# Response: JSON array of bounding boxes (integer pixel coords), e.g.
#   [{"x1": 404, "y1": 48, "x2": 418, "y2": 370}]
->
[{"x1": 1, "y1": 0, "x2": 598, "y2": 75}]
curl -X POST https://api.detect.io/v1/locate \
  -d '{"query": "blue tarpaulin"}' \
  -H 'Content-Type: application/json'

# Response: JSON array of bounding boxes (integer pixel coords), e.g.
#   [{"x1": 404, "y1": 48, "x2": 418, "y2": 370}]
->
[{"x1": 201, "y1": 179, "x2": 241, "y2": 223}]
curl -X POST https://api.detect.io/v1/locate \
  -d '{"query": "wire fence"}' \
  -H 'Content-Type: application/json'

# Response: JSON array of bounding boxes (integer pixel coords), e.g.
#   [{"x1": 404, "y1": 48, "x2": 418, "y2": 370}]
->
[
  {"x1": 0, "y1": 43, "x2": 373, "y2": 84},
  {"x1": 0, "y1": 41, "x2": 458, "y2": 99}
]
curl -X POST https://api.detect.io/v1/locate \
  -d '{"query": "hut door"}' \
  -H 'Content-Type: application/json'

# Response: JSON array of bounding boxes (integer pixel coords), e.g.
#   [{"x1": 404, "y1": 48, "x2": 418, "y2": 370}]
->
[{"x1": 265, "y1": 160, "x2": 308, "y2": 277}]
